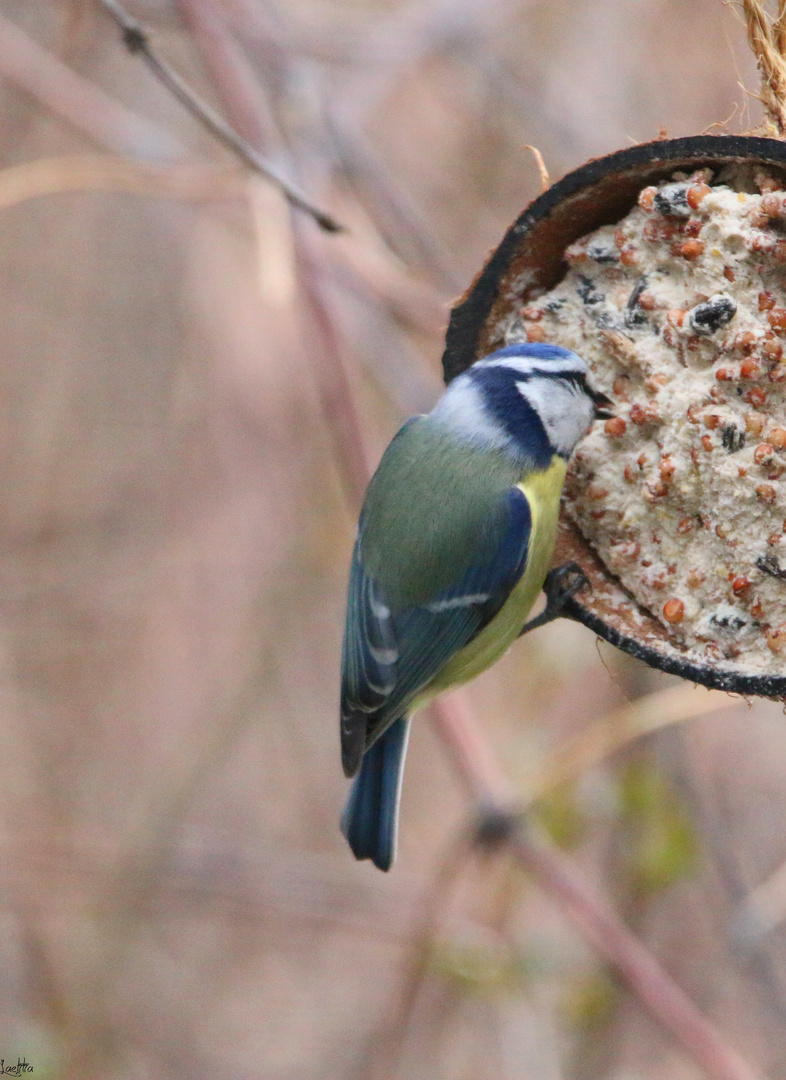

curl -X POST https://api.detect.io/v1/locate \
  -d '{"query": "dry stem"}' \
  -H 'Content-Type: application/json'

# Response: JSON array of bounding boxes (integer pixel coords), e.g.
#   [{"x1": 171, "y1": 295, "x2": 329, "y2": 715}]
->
[
  {"x1": 0, "y1": 10, "x2": 181, "y2": 159},
  {"x1": 430, "y1": 695, "x2": 765, "y2": 1080},
  {"x1": 96, "y1": 0, "x2": 343, "y2": 231},
  {"x1": 0, "y1": 154, "x2": 245, "y2": 210}
]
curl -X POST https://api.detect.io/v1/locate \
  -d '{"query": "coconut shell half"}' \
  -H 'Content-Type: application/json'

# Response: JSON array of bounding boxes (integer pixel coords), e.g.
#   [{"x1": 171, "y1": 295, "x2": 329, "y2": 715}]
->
[{"x1": 442, "y1": 135, "x2": 786, "y2": 698}]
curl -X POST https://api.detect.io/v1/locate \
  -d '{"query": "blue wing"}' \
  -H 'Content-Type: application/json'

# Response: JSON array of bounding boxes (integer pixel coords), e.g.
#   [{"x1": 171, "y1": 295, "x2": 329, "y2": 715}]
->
[{"x1": 340, "y1": 486, "x2": 531, "y2": 777}]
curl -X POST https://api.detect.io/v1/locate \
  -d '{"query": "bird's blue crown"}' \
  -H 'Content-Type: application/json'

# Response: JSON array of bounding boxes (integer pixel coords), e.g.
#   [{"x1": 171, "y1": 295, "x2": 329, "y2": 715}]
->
[{"x1": 473, "y1": 343, "x2": 588, "y2": 372}]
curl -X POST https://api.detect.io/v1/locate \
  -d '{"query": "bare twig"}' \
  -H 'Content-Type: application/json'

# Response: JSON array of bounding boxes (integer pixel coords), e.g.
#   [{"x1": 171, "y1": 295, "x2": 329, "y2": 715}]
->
[
  {"x1": 0, "y1": 154, "x2": 245, "y2": 211},
  {"x1": 176, "y1": 0, "x2": 372, "y2": 506},
  {"x1": 742, "y1": 0, "x2": 786, "y2": 133},
  {"x1": 293, "y1": 235, "x2": 376, "y2": 505},
  {"x1": 0, "y1": 11, "x2": 182, "y2": 159},
  {"x1": 738, "y1": 858, "x2": 786, "y2": 942},
  {"x1": 324, "y1": 117, "x2": 465, "y2": 293},
  {"x1": 351, "y1": 829, "x2": 476, "y2": 1080},
  {"x1": 507, "y1": 825, "x2": 762, "y2": 1080},
  {"x1": 95, "y1": 0, "x2": 343, "y2": 232},
  {"x1": 226, "y1": 0, "x2": 465, "y2": 292},
  {"x1": 429, "y1": 694, "x2": 765, "y2": 1080},
  {"x1": 528, "y1": 683, "x2": 737, "y2": 803}
]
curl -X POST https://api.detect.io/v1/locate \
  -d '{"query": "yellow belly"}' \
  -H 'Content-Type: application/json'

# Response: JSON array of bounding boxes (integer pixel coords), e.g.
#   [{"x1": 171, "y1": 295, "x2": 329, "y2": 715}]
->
[{"x1": 414, "y1": 458, "x2": 566, "y2": 705}]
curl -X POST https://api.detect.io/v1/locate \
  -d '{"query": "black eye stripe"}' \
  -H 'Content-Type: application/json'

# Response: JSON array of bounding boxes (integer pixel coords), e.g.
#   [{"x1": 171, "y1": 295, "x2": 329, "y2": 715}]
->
[
  {"x1": 510, "y1": 369, "x2": 581, "y2": 381},
  {"x1": 517, "y1": 369, "x2": 612, "y2": 416},
  {"x1": 471, "y1": 362, "x2": 605, "y2": 406},
  {"x1": 515, "y1": 369, "x2": 591, "y2": 394}
]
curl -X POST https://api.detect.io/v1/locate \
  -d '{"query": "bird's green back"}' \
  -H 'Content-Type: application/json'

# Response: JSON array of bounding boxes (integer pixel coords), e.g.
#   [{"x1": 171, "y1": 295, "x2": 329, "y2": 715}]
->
[
  {"x1": 359, "y1": 414, "x2": 568, "y2": 710},
  {"x1": 361, "y1": 418, "x2": 523, "y2": 606}
]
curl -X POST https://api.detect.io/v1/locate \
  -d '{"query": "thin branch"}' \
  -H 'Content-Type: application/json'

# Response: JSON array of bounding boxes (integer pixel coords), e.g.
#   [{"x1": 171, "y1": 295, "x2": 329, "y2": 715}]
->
[
  {"x1": 226, "y1": 0, "x2": 465, "y2": 292},
  {"x1": 0, "y1": 154, "x2": 245, "y2": 212},
  {"x1": 738, "y1": 858, "x2": 786, "y2": 941},
  {"x1": 0, "y1": 11, "x2": 182, "y2": 159},
  {"x1": 95, "y1": 0, "x2": 343, "y2": 232},
  {"x1": 175, "y1": 0, "x2": 372, "y2": 506},
  {"x1": 527, "y1": 683, "x2": 738, "y2": 804},
  {"x1": 507, "y1": 825, "x2": 762, "y2": 1080},
  {"x1": 350, "y1": 829, "x2": 475, "y2": 1080},
  {"x1": 429, "y1": 694, "x2": 766, "y2": 1080}
]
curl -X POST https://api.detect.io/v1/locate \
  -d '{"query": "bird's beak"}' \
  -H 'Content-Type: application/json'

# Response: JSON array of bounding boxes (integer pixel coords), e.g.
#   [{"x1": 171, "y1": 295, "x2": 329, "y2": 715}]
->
[{"x1": 588, "y1": 386, "x2": 614, "y2": 420}]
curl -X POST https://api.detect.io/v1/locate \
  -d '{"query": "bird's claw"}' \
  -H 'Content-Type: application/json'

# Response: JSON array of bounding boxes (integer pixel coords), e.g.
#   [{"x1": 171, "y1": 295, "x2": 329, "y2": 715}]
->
[
  {"x1": 518, "y1": 561, "x2": 590, "y2": 636},
  {"x1": 543, "y1": 561, "x2": 591, "y2": 606}
]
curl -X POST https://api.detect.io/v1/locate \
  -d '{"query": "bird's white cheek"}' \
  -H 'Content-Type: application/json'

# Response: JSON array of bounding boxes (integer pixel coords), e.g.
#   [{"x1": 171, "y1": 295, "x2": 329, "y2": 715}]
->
[
  {"x1": 516, "y1": 377, "x2": 595, "y2": 457},
  {"x1": 578, "y1": 400, "x2": 596, "y2": 438}
]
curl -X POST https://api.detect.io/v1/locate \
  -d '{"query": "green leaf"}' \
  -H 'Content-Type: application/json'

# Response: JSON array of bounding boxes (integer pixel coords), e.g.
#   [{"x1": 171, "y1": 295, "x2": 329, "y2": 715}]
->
[
  {"x1": 427, "y1": 940, "x2": 534, "y2": 998},
  {"x1": 561, "y1": 971, "x2": 619, "y2": 1032},
  {"x1": 617, "y1": 759, "x2": 698, "y2": 895},
  {"x1": 533, "y1": 781, "x2": 586, "y2": 850}
]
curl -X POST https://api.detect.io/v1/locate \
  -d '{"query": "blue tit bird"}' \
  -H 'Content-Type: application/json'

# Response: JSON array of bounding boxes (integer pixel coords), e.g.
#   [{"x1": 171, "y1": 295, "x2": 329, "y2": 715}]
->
[{"x1": 340, "y1": 342, "x2": 610, "y2": 871}]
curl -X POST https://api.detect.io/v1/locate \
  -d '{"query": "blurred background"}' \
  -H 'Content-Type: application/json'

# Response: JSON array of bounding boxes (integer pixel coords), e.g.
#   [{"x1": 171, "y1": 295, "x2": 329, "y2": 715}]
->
[{"x1": 1, "y1": 1, "x2": 786, "y2": 1078}]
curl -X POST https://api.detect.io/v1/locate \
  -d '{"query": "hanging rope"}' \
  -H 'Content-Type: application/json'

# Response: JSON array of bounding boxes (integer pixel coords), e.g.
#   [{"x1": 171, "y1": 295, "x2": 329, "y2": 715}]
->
[{"x1": 743, "y1": 0, "x2": 786, "y2": 134}]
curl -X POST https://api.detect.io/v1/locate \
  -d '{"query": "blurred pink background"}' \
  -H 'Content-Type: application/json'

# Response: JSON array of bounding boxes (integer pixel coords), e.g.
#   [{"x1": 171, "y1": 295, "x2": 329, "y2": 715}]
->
[{"x1": 0, "y1": 2, "x2": 783, "y2": 1078}]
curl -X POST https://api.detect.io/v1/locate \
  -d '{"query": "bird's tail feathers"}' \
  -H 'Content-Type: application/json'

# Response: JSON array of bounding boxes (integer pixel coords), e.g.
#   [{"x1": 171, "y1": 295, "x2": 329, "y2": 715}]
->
[{"x1": 340, "y1": 717, "x2": 410, "y2": 872}]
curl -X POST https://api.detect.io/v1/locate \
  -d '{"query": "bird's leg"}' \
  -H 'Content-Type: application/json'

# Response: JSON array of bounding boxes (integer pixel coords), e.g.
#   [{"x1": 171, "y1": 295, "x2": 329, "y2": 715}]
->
[{"x1": 518, "y1": 562, "x2": 590, "y2": 636}]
